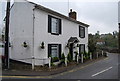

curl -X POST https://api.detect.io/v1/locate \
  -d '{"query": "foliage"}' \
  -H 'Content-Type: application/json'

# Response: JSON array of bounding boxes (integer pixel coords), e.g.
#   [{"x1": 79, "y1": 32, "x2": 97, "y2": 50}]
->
[
  {"x1": 61, "y1": 53, "x2": 65, "y2": 63},
  {"x1": 51, "y1": 57, "x2": 59, "y2": 62},
  {"x1": 88, "y1": 32, "x2": 118, "y2": 53},
  {"x1": 88, "y1": 34, "x2": 97, "y2": 54},
  {"x1": 51, "y1": 62, "x2": 55, "y2": 66},
  {"x1": 83, "y1": 51, "x2": 90, "y2": 60},
  {"x1": 102, "y1": 34, "x2": 118, "y2": 48},
  {"x1": 67, "y1": 52, "x2": 72, "y2": 62},
  {"x1": 95, "y1": 33, "x2": 118, "y2": 52},
  {"x1": 74, "y1": 51, "x2": 78, "y2": 61},
  {"x1": 61, "y1": 53, "x2": 65, "y2": 59}
]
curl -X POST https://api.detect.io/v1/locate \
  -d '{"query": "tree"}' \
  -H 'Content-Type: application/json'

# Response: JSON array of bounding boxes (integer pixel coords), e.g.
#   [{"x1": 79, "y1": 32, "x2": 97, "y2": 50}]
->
[{"x1": 88, "y1": 34, "x2": 97, "y2": 54}]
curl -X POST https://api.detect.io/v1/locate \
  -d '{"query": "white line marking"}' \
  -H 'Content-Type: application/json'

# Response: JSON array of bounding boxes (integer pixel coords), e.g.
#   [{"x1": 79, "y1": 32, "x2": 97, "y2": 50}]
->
[{"x1": 92, "y1": 67, "x2": 113, "y2": 77}]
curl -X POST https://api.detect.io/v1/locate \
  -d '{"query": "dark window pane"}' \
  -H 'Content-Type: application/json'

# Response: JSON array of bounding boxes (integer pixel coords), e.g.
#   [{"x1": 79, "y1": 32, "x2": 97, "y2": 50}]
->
[
  {"x1": 48, "y1": 15, "x2": 62, "y2": 35},
  {"x1": 79, "y1": 26, "x2": 85, "y2": 38}
]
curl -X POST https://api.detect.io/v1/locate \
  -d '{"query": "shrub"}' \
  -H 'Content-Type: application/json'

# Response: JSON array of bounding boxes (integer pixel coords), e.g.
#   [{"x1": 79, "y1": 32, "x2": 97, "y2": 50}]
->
[
  {"x1": 67, "y1": 52, "x2": 72, "y2": 62},
  {"x1": 51, "y1": 57, "x2": 59, "y2": 62},
  {"x1": 61, "y1": 53, "x2": 65, "y2": 59},
  {"x1": 51, "y1": 62, "x2": 55, "y2": 66},
  {"x1": 74, "y1": 51, "x2": 78, "y2": 61},
  {"x1": 83, "y1": 51, "x2": 90, "y2": 60},
  {"x1": 61, "y1": 53, "x2": 65, "y2": 64}
]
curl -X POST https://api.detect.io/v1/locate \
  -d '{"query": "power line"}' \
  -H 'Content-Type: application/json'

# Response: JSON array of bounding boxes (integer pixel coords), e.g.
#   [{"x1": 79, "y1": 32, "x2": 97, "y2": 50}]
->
[{"x1": 68, "y1": 0, "x2": 69, "y2": 16}]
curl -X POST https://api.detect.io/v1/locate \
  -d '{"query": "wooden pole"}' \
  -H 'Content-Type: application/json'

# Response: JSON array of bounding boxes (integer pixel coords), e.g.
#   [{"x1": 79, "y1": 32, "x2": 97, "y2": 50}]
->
[
  {"x1": 4, "y1": 0, "x2": 10, "y2": 69},
  {"x1": 81, "y1": 54, "x2": 83, "y2": 63},
  {"x1": 118, "y1": 23, "x2": 120, "y2": 54}
]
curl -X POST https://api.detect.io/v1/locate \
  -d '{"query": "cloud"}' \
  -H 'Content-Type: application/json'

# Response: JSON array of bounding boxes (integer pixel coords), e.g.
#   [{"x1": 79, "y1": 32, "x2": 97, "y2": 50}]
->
[
  {"x1": 74, "y1": 2, "x2": 118, "y2": 34},
  {"x1": 0, "y1": 0, "x2": 118, "y2": 34},
  {"x1": 28, "y1": 0, "x2": 119, "y2": 2}
]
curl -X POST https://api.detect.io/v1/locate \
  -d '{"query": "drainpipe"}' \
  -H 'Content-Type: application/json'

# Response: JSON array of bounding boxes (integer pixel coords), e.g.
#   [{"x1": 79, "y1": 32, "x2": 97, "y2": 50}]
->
[{"x1": 32, "y1": 8, "x2": 35, "y2": 70}]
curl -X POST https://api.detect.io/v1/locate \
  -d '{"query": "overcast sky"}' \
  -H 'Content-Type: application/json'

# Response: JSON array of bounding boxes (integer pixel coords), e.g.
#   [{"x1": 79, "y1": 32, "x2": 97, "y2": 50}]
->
[{"x1": 0, "y1": 0, "x2": 119, "y2": 34}]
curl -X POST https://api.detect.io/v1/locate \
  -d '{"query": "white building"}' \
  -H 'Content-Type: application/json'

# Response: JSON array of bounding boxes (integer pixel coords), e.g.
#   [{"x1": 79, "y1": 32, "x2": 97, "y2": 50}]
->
[{"x1": 9, "y1": 0, "x2": 89, "y2": 65}]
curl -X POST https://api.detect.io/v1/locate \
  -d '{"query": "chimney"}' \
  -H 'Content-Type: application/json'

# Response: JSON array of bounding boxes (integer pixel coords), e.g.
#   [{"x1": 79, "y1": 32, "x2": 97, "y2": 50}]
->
[{"x1": 69, "y1": 9, "x2": 77, "y2": 20}]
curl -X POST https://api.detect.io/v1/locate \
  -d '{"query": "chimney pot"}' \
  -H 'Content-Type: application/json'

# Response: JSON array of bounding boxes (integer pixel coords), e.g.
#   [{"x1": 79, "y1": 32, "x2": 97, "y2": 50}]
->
[
  {"x1": 69, "y1": 9, "x2": 77, "y2": 20},
  {"x1": 70, "y1": 9, "x2": 72, "y2": 12}
]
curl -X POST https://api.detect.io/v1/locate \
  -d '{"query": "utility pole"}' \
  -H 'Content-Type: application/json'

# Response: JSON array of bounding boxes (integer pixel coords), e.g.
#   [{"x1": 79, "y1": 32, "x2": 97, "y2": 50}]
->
[
  {"x1": 118, "y1": 23, "x2": 120, "y2": 53},
  {"x1": 4, "y1": 0, "x2": 10, "y2": 69}
]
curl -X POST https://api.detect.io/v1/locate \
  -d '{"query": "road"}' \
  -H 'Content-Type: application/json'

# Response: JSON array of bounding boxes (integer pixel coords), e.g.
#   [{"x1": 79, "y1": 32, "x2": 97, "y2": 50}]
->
[
  {"x1": 52, "y1": 53, "x2": 119, "y2": 79},
  {"x1": 1, "y1": 53, "x2": 119, "y2": 80}
]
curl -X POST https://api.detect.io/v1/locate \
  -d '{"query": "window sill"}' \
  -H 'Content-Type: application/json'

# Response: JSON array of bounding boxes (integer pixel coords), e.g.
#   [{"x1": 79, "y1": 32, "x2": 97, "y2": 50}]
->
[
  {"x1": 51, "y1": 33, "x2": 60, "y2": 35},
  {"x1": 80, "y1": 37, "x2": 85, "y2": 38}
]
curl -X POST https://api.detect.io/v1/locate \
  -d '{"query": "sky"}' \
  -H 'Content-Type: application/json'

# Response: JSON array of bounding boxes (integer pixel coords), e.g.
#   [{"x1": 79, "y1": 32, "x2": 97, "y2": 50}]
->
[{"x1": 0, "y1": 0, "x2": 119, "y2": 34}]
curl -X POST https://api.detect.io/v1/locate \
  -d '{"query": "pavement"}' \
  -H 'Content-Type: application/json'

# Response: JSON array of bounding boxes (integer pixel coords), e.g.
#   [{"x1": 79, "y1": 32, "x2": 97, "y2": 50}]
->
[{"x1": 2, "y1": 56, "x2": 108, "y2": 77}]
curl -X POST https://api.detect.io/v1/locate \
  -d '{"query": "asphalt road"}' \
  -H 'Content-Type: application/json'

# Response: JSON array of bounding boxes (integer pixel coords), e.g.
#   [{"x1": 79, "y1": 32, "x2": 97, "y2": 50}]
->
[
  {"x1": 52, "y1": 53, "x2": 119, "y2": 79},
  {"x1": 1, "y1": 53, "x2": 119, "y2": 80}
]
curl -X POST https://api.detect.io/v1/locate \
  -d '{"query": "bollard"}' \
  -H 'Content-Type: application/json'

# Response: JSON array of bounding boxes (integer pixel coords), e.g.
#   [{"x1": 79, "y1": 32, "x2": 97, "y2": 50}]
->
[
  {"x1": 49, "y1": 57, "x2": 51, "y2": 69},
  {"x1": 77, "y1": 55, "x2": 79, "y2": 63},
  {"x1": 81, "y1": 54, "x2": 83, "y2": 63},
  {"x1": 106, "y1": 52, "x2": 108, "y2": 57},
  {"x1": 102, "y1": 51, "x2": 103, "y2": 56},
  {"x1": 32, "y1": 56, "x2": 35, "y2": 70},
  {"x1": 65, "y1": 57, "x2": 67, "y2": 66},
  {"x1": 90, "y1": 53, "x2": 92, "y2": 60},
  {"x1": 97, "y1": 52, "x2": 98, "y2": 58}
]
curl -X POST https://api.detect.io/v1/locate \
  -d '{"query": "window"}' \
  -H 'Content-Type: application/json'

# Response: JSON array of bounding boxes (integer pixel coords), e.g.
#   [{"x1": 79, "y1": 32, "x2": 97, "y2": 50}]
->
[
  {"x1": 51, "y1": 18, "x2": 59, "y2": 33},
  {"x1": 48, "y1": 44, "x2": 61, "y2": 59},
  {"x1": 79, "y1": 26, "x2": 85, "y2": 38},
  {"x1": 51, "y1": 45, "x2": 59, "y2": 57},
  {"x1": 79, "y1": 44, "x2": 85, "y2": 54},
  {"x1": 48, "y1": 15, "x2": 62, "y2": 35}
]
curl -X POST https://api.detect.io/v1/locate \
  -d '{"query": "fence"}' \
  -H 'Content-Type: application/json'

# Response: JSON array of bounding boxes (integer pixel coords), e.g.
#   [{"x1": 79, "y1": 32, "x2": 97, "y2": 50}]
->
[{"x1": 7, "y1": 57, "x2": 51, "y2": 70}]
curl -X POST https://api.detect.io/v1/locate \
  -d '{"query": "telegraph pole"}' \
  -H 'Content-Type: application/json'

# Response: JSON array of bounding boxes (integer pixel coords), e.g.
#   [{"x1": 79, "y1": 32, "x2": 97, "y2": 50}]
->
[
  {"x1": 118, "y1": 23, "x2": 120, "y2": 53},
  {"x1": 4, "y1": 0, "x2": 10, "y2": 69}
]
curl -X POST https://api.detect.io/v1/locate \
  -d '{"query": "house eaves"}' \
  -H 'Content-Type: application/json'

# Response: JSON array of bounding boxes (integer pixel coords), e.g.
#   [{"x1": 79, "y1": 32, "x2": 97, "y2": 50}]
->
[{"x1": 28, "y1": 1, "x2": 89, "y2": 27}]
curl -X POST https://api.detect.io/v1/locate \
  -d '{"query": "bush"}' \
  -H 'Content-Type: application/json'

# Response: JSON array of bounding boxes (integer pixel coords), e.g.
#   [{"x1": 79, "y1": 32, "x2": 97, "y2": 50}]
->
[
  {"x1": 61, "y1": 53, "x2": 65, "y2": 63},
  {"x1": 83, "y1": 51, "x2": 90, "y2": 60},
  {"x1": 51, "y1": 57, "x2": 59, "y2": 62},
  {"x1": 67, "y1": 52, "x2": 72, "y2": 62},
  {"x1": 74, "y1": 51, "x2": 78, "y2": 61},
  {"x1": 51, "y1": 62, "x2": 55, "y2": 66},
  {"x1": 61, "y1": 53, "x2": 65, "y2": 59}
]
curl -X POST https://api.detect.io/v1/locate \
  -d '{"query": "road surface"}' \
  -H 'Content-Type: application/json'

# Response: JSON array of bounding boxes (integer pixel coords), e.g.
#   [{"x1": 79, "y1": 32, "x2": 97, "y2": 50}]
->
[
  {"x1": 52, "y1": 53, "x2": 119, "y2": 79},
  {"x1": 1, "y1": 53, "x2": 119, "y2": 80}
]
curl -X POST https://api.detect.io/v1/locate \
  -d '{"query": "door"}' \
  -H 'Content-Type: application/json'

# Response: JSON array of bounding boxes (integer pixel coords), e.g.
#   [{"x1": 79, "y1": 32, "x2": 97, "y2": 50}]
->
[{"x1": 69, "y1": 43, "x2": 73, "y2": 60}]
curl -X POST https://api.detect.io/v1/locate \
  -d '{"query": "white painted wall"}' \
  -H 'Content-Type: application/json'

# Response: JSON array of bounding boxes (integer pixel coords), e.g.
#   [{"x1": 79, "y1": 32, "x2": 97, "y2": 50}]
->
[
  {"x1": 33, "y1": 8, "x2": 88, "y2": 65},
  {"x1": 10, "y1": 1, "x2": 88, "y2": 65},
  {"x1": 9, "y1": 1, "x2": 34, "y2": 64}
]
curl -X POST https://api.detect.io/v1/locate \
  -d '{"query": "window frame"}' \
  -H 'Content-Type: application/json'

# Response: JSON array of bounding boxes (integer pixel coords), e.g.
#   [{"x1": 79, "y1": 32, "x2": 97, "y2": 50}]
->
[
  {"x1": 48, "y1": 44, "x2": 62, "y2": 59},
  {"x1": 48, "y1": 15, "x2": 62, "y2": 35},
  {"x1": 51, "y1": 45, "x2": 59, "y2": 58},
  {"x1": 79, "y1": 44, "x2": 85, "y2": 54},
  {"x1": 79, "y1": 26, "x2": 85, "y2": 38}
]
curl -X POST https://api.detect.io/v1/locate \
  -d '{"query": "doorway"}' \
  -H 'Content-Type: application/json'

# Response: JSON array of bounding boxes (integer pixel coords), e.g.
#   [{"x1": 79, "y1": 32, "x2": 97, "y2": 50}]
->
[{"x1": 69, "y1": 43, "x2": 73, "y2": 60}]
